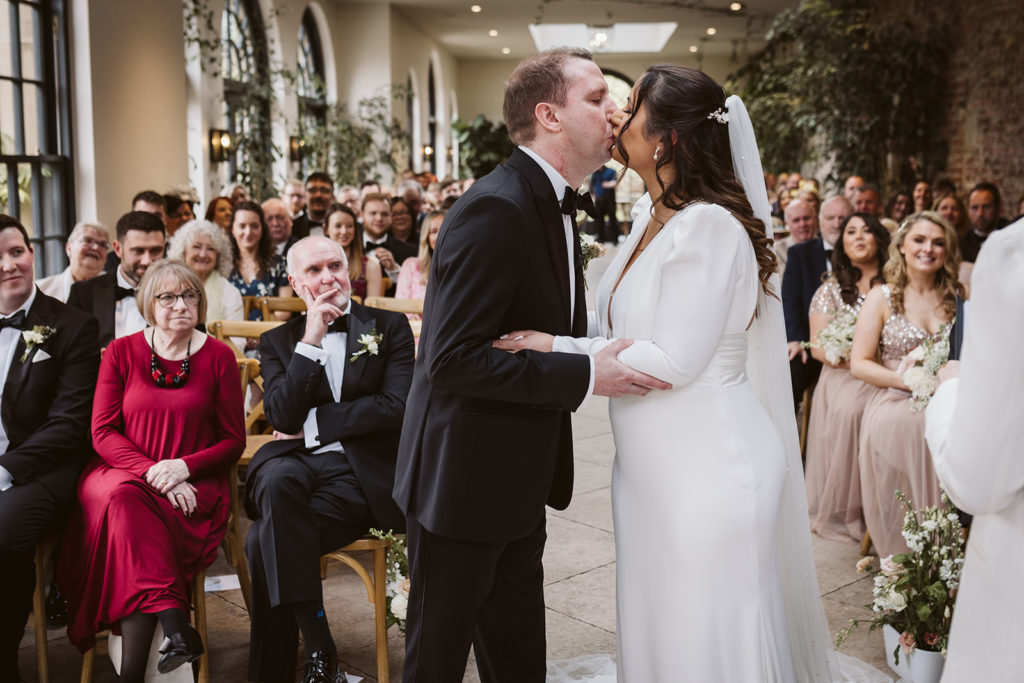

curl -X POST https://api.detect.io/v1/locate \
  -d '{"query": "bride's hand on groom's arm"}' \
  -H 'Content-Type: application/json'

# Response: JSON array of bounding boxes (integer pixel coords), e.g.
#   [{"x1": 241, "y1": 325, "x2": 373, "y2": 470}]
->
[
  {"x1": 492, "y1": 330, "x2": 554, "y2": 353},
  {"x1": 593, "y1": 339, "x2": 672, "y2": 398}
]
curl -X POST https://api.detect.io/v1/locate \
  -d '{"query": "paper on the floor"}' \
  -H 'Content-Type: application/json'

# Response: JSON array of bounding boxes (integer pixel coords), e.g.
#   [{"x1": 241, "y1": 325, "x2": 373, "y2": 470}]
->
[{"x1": 204, "y1": 573, "x2": 241, "y2": 592}]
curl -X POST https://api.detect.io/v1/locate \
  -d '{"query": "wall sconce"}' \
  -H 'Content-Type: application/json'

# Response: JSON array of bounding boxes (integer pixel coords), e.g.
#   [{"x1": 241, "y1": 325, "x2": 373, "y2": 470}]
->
[
  {"x1": 422, "y1": 145, "x2": 434, "y2": 160},
  {"x1": 289, "y1": 136, "x2": 305, "y2": 163},
  {"x1": 209, "y1": 129, "x2": 232, "y2": 163}
]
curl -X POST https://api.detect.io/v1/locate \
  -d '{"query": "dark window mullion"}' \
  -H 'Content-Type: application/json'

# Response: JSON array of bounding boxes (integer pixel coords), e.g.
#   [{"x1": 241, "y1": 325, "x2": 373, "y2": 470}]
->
[{"x1": 4, "y1": 161, "x2": 19, "y2": 218}]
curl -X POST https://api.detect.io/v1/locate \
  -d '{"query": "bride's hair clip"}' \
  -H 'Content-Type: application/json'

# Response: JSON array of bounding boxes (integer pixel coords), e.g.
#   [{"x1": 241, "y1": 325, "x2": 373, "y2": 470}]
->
[{"x1": 706, "y1": 107, "x2": 729, "y2": 124}]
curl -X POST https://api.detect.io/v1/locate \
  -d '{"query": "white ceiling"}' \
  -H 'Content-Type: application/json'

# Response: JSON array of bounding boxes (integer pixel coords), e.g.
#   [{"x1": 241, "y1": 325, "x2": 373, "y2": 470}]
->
[{"x1": 382, "y1": 0, "x2": 796, "y2": 61}]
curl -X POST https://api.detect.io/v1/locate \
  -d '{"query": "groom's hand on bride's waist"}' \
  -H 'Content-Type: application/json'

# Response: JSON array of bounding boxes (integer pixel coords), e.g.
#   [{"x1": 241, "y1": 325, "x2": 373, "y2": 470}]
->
[{"x1": 593, "y1": 339, "x2": 672, "y2": 398}]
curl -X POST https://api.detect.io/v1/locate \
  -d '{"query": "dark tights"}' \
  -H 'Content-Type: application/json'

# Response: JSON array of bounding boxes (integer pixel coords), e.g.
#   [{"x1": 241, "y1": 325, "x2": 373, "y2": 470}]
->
[{"x1": 118, "y1": 608, "x2": 189, "y2": 682}]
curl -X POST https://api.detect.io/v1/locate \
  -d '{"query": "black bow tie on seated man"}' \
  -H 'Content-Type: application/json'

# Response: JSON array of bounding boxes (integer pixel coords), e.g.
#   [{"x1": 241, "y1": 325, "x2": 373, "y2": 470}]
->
[
  {"x1": 115, "y1": 286, "x2": 136, "y2": 301},
  {"x1": 0, "y1": 309, "x2": 27, "y2": 331},
  {"x1": 365, "y1": 241, "x2": 384, "y2": 253},
  {"x1": 560, "y1": 187, "x2": 598, "y2": 220},
  {"x1": 326, "y1": 315, "x2": 348, "y2": 334}
]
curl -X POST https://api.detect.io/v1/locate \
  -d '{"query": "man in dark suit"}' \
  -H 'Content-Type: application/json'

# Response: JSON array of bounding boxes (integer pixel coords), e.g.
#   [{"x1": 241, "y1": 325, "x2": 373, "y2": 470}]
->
[
  {"x1": 0, "y1": 215, "x2": 99, "y2": 681},
  {"x1": 960, "y1": 181, "x2": 1009, "y2": 263},
  {"x1": 67, "y1": 211, "x2": 165, "y2": 349},
  {"x1": 393, "y1": 48, "x2": 668, "y2": 683},
  {"x1": 244, "y1": 236, "x2": 414, "y2": 683},
  {"x1": 361, "y1": 193, "x2": 417, "y2": 296},
  {"x1": 291, "y1": 172, "x2": 335, "y2": 239}
]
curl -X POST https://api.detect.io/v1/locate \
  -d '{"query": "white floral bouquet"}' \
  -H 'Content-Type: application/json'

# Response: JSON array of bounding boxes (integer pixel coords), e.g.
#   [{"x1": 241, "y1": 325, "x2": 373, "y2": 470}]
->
[
  {"x1": 368, "y1": 528, "x2": 409, "y2": 632},
  {"x1": 802, "y1": 308, "x2": 857, "y2": 365},
  {"x1": 901, "y1": 322, "x2": 952, "y2": 411},
  {"x1": 579, "y1": 232, "x2": 607, "y2": 289},
  {"x1": 836, "y1": 491, "x2": 965, "y2": 663}
]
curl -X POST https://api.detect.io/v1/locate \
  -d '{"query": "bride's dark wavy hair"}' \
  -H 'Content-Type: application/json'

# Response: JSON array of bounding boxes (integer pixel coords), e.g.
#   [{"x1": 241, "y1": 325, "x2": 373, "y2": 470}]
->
[{"x1": 616, "y1": 64, "x2": 777, "y2": 296}]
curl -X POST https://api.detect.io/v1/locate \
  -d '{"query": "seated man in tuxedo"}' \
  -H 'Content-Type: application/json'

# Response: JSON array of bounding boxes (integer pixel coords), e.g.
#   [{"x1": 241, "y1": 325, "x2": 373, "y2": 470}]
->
[
  {"x1": 0, "y1": 215, "x2": 99, "y2": 681},
  {"x1": 244, "y1": 236, "x2": 415, "y2": 683},
  {"x1": 361, "y1": 193, "x2": 417, "y2": 295},
  {"x1": 292, "y1": 172, "x2": 335, "y2": 239},
  {"x1": 67, "y1": 211, "x2": 165, "y2": 350},
  {"x1": 782, "y1": 195, "x2": 852, "y2": 408}
]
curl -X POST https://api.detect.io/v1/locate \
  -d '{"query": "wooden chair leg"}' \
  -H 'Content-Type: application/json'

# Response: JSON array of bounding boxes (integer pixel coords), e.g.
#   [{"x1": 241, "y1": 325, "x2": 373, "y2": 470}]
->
[
  {"x1": 33, "y1": 542, "x2": 50, "y2": 683},
  {"x1": 320, "y1": 556, "x2": 328, "y2": 580},
  {"x1": 193, "y1": 571, "x2": 210, "y2": 683},
  {"x1": 80, "y1": 646, "x2": 94, "y2": 683},
  {"x1": 860, "y1": 531, "x2": 873, "y2": 556},
  {"x1": 373, "y1": 544, "x2": 390, "y2": 683},
  {"x1": 799, "y1": 386, "x2": 813, "y2": 464}
]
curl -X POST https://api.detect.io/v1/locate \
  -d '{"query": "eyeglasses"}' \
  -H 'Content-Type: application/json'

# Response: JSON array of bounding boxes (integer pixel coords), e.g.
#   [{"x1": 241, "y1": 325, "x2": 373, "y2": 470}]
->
[
  {"x1": 154, "y1": 289, "x2": 201, "y2": 308},
  {"x1": 80, "y1": 237, "x2": 110, "y2": 250},
  {"x1": 307, "y1": 185, "x2": 334, "y2": 195}
]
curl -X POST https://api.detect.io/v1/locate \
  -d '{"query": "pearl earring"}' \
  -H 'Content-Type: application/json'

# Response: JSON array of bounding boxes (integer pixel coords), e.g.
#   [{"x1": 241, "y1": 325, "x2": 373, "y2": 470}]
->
[{"x1": 653, "y1": 147, "x2": 661, "y2": 161}]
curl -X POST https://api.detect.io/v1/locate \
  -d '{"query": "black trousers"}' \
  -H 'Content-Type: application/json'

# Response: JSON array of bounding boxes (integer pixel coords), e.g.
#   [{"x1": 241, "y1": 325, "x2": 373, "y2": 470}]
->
[
  {"x1": 402, "y1": 515, "x2": 547, "y2": 683},
  {"x1": 0, "y1": 479, "x2": 65, "y2": 681},
  {"x1": 592, "y1": 193, "x2": 619, "y2": 244},
  {"x1": 245, "y1": 450, "x2": 373, "y2": 682}
]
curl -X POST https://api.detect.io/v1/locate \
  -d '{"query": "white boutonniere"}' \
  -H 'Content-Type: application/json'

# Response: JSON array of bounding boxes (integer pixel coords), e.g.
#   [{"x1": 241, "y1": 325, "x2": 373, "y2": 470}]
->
[
  {"x1": 578, "y1": 232, "x2": 607, "y2": 290},
  {"x1": 21, "y1": 325, "x2": 56, "y2": 362},
  {"x1": 350, "y1": 329, "x2": 383, "y2": 363}
]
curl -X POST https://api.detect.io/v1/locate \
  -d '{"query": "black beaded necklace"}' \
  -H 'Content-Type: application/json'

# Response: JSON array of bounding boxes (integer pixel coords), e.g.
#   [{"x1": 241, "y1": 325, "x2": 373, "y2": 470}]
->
[{"x1": 150, "y1": 329, "x2": 191, "y2": 388}]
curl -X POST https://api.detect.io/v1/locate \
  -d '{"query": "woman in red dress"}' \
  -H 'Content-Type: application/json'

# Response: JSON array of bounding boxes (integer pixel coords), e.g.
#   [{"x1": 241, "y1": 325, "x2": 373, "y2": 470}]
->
[{"x1": 59, "y1": 260, "x2": 245, "y2": 681}]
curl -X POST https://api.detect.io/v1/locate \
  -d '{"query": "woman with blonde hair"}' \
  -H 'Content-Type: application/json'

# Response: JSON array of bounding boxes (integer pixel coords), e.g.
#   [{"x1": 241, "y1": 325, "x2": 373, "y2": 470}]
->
[
  {"x1": 851, "y1": 211, "x2": 966, "y2": 557},
  {"x1": 395, "y1": 210, "x2": 444, "y2": 318},
  {"x1": 167, "y1": 219, "x2": 243, "y2": 322}
]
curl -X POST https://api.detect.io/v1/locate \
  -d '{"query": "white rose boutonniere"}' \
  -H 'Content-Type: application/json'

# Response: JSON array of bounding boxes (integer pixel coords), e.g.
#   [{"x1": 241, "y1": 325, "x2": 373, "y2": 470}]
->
[
  {"x1": 350, "y1": 328, "x2": 383, "y2": 363},
  {"x1": 20, "y1": 325, "x2": 56, "y2": 362},
  {"x1": 578, "y1": 232, "x2": 607, "y2": 290}
]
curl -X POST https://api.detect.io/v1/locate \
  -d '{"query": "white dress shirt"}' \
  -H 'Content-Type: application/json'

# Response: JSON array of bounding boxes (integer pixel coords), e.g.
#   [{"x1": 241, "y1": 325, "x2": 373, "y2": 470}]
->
[
  {"x1": 297, "y1": 300, "x2": 352, "y2": 453},
  {"x1": 519, "y1": 146, "x2": 596, "y2": 407},
  {"x1": 36, "y1": 267, "x2": 74, "y2": 302},
  {"x1": 0, "y1": 287, "x2": 38, "y2": 490},
  {"x1": 366, "y1": 235, "x2": 401, "y2": 279},
  {"x1": 115, "y1": 268, "x2": 147, "y2": 339}
]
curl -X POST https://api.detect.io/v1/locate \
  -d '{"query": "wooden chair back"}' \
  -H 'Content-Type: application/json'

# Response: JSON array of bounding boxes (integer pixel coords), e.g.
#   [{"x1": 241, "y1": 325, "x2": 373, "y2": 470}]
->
[
  {"x1": 257, "y1": 296, "x2": 306, "y2": 321},
  {"x1": 208, "y1": 320, "x2": 284, "y2": 359},
  {"x1": 362, "y1": 297, "x2": 424, "y2": 316}
]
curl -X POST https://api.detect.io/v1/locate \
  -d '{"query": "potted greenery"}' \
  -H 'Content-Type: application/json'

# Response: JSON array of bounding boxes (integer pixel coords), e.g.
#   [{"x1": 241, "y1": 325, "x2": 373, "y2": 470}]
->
[{"x1": 836, "y1": 491, "x2": 965, "y2": 683}]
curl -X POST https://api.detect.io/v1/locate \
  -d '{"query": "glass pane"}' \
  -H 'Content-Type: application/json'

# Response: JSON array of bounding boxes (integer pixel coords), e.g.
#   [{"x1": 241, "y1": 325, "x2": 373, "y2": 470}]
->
[
  {"x1": 0, "y1": 80, "x2": 16, "y2": 150},
  {"x1": 23, "y1": 82, "x2": 41, "y2": 154},
  {"x1": 38, "y1": 161, "x2": 65, "y2": 276},
  {"x1": 0, "y1": 162, "x2": 8, "y2": 213},
  {"x1": 0, "y1": 3, "x2": 11, "y2": 78},
  {"x1": 20, "y1": 2, "x2": 40, "y2": 81}
]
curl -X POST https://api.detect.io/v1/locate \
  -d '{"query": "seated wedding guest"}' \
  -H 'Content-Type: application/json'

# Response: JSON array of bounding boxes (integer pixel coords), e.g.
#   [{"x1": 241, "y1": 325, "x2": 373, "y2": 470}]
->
[
  {"x1": 283, "y1": 178, "x2": 306, "y2": 219},
  {"x1": 244, "y1": 236, "x2": 414, "y2": 683},
  {"x1": 960, "y1": 181, "x2": 1009, "y2": 263},
  {"x1": 924, "y1": 217, "x2": 1024, "y2": 682},
  {"x1": 396, "y1": 210, "x2": 444, "y2": 317},
  {"x1": 362, "y1": 192, "x2": 417, "y2": 294},
  {"x1": 0, "y1": 215, "x2": 99, "y2": 683},
  {"x1": 439, "y1": 176, "x2": 462, "y2": 202},
  {"x1": 852, "y1": 185, "x2": 883, "y2": 217},
  {"x1": 164, "y1": 194, "x2": 195, "y2": 236},
  {"x1": 293, "y1": 173, "x2": 335, "y2": 239},
  {"x1": 105, "y1": 191, "x2": 169, "y2": 272},
  {"x1": 885, "y1": 189, "x2": 912, "y2": 224},
  {"x1": 774, "y1": 198, "x2": 817, "y2": 272},
  {"x1": 59, "y1": 260, "x2": 244, "y2": 681},
  {"x1": 324, "y1": 203, "x2": 383, "y2": 301},
  {"x1": 227, "y1": 200, "x2": 293, "y2": 321},
  {"x1": 843, "y1": 174, "x2": 865, "y2": 201},
  {"x1": 851, "y1": 211, "x2": 965, "y2": 557},
  {"x1": 68, "y1": 211, "x2": 166, "y2": 349},
  {"x1": 167, "y1": 220, "x2": 244, "y2": 323},
  {"x1": 204, "y1": 196, "x2": 233, "y2": 231},
  {"x1": 805, "y1": 213, "x2": 890, "y2": 544},
  {"x1": 228, "y1": 183, "x2": 250, "y2": 205},
  {"x1": 933, "y1": 193, "x2": 968, "y2": 236},
  {"x1": 912, "y1": 180, "x2": 932, "y2": 214},
  {"x1": 336, "y1": 185, "x2": 361, "y2": 221},
  {"x1": 398, "y1": 179, "x2": 426, "y2": 224},
  {"x1": 37, "y1": 221, "x2": 110, "y2": 302},
  {"x1": 262, "y1": 197, "x2": 295, "y2": 257},
  {"x1": 798, "y1": 187, "x2": 821, "y2": 216},
  {"x1": 390, "y1": 196, "x2": 417, "y2": 244}
]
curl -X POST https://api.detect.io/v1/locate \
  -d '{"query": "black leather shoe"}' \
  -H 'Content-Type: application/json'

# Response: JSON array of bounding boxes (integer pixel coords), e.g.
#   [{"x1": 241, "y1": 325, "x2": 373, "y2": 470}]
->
[
  {"x1": 157, "y1": 623, "x2": 205, "y2": 673},
  {"x1": 45, "y1": 583, "x2": 69, "y2": 628},
  {"x1": 301, "y1": 650, "x2": 348, "y2": 683}
]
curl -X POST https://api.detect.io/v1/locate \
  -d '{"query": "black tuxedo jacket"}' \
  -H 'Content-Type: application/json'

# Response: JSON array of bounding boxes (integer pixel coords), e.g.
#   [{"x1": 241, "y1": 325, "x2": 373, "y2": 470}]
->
[
  {"x1": 244, "y1": 302, "x2": 415, "y2": 532},
  {"x1": 66, "y1": 269, "x2": 119, "y2": 348},
  {"x1": 291, "y1": 212, "x2": 321, "y2": 240},
  {"x1": 781, "y1": 237, "x2": 829, "y2": 343},
  {"x1": 367, "y1": 233, "x2": 418, "y2": 266},
  {"x1": 2, "y1": 289, "x2": 99, "y2": 498},
  {"x1": 394, "y1": 148, "x2": 592, "y2": 543}
]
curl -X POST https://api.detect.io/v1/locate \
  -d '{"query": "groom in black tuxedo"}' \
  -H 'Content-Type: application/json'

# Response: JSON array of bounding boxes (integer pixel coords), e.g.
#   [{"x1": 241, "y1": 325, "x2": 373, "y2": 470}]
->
[
  {"x1": 244, "y1": 236, "x2": 414, "y2": 683},
  {"x1": 394, "y1": 48, "x2": 668, "y2": 682},
  {"x1": 0, "y1": 216, "x2": 99, "y2": 681}
]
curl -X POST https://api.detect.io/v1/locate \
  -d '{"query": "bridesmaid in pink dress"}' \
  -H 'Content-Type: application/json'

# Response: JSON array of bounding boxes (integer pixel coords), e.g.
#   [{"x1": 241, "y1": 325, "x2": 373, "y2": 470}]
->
[
  {"x1": 851, "y1": 212, "x2": 965, "y2": 557},
  {"x1": 59, "y1": 261, "x2": 244, "y2": 681},
  {"x1": 805, "y1": 213, "x2": 890, "y2": 544},
  {"x1": 396, "y1": 210, "x2": 445, "y2": 320}
]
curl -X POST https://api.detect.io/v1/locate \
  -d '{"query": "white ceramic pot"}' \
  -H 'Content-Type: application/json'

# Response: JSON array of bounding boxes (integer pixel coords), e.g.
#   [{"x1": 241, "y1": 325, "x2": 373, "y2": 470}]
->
[{"x1": 882, "y1": 624, "x2": 945, "y2": 683}]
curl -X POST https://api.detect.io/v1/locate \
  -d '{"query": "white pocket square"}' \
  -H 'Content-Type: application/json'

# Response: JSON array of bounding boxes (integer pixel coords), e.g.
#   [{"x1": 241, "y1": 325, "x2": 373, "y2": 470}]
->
[{"x1": 32, "y1": 349, "x2": 51, "y2": 363}]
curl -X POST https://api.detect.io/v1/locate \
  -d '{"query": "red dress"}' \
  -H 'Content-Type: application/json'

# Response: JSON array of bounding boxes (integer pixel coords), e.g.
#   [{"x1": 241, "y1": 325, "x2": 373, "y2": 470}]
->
[{"x1": 59, "y1": 332, "x2": 245, "y2": 651}]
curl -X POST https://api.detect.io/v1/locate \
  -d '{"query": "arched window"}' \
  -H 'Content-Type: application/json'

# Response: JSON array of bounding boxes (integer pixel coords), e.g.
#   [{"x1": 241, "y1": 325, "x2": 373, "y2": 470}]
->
[
  {"x1": 1, "y1": 0, "x2": 75, "y2": 276},
  {"x1": 296, "y1": 8, "x2": 326, "y2": 178},
  {"x1": 221, "y1": 0, "x2": 271, "y2": 196}
]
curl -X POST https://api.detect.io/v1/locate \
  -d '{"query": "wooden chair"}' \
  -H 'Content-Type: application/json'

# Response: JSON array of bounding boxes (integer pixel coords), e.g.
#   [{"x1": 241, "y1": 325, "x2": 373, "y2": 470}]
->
[
  {"x1": 241, "y1": 296, "x2": 258, "y2": 320},
  {"x1": 380, "y1": 276, "x2": 392, "y2": 294},
  {"x1": 860, "y1": 531, "x2": 873, "y2": 556},
  {"x1": 362, "y1": 297, "x2": 424, "y2": 316},
  {"x1": 799, "y1": 386, "x2": 813, "y2": 464},
  {"x1": 208, "y1": 319, "x2": 284, "y2": 360},
  {"x1": 31, "y1": 534, "x2": 60, "y2": 683},
  {"x1": 257, "y1": 296, "x2": 306, "y2": 321}
]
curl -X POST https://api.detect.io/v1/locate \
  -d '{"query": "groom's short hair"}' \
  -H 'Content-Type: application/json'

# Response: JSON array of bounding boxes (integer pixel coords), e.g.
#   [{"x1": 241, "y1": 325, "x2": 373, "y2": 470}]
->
[{"x1": 504, "y1": 46, "x2": 593, "y2": 146}]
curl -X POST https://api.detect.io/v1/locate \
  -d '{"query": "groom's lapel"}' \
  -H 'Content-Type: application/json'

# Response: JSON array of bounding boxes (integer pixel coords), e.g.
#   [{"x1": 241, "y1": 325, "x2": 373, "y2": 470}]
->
[{"x1": 507, "y1": 149, "x2": 572, "y2": 329}]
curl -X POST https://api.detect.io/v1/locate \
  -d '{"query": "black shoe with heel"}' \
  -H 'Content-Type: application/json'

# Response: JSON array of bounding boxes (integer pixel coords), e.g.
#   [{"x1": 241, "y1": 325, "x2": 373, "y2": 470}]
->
[{"x1": 157, "y1": 623, "x2": 204, "y2": 673}]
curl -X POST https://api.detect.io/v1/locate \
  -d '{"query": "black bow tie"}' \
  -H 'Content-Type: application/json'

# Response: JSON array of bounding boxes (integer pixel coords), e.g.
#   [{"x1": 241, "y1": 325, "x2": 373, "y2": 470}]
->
[
  {"x1": 327, "y1": 316, "x2": 348, "y2": 334},
  {"x1": 561, "y1": 188, "x2": 597, "y2": 220},
  {"x1": 0, "y1": 309, "x2": 27, "y2": 331},
  {"x1": 115, "y1": 285, "x2": 136, "y2": 301},
  {"x1": 365, "y1": 240, "x2": 386, "y2": 252}
]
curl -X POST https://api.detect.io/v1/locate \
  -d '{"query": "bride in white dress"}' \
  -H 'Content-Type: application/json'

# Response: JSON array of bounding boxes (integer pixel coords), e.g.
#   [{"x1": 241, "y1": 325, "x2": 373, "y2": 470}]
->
[{"x1": 497, "y1": 66, "x2": 886, "y2": 682}]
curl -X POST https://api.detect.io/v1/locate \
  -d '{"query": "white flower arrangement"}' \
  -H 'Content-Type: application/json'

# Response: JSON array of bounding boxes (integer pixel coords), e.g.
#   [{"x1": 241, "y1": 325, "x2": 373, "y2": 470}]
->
[
  {"x1": 803, "y1": 308, "x2": 858, "y2": 364},
  {"x1": 578, "y1": 232, "x2": 607, "y2": 289},
  {"x1": 901, "y1": 322, "x2": 952, "y2": 411},
  {"x1": 369, "y1": 528, "x2": 410, "y2": 632},
  {"x1": 20, "y1": 325, "x2": 56, "y2": 362},
  {"x1": 350, "y1": 329, "x2": 383, "y2": 363}
]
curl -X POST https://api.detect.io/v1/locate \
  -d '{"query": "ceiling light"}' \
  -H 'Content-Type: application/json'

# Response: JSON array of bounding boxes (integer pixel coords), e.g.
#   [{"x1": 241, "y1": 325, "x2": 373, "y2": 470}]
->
[
  {"x1": 470, "y1": 4, "x2": 482, "y2": 12},
  {"x1": 531, "y1": 22, "x2": 678, "y2": 53},
  {"x1": 502, "y1": 47, "x2": 511, "y2": 54},
  {"x1": 706, "y1": 27, "x2": 717, "y2": 36},
  {"x1": 488, "y1": 29, "x2": 498, "y2": 37},
  {"x1": 689, "y1": 45, "x2": 699, "y2": 53},
  {"x1": 730, "y1": 2, "x2": 742, "y2": 11}
]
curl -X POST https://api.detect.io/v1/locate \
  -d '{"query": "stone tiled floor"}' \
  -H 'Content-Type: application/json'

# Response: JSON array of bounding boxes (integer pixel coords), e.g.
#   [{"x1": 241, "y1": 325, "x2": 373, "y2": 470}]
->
[{"x1": 18, "y1": 244, "x2": 892, "y2": 681}]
